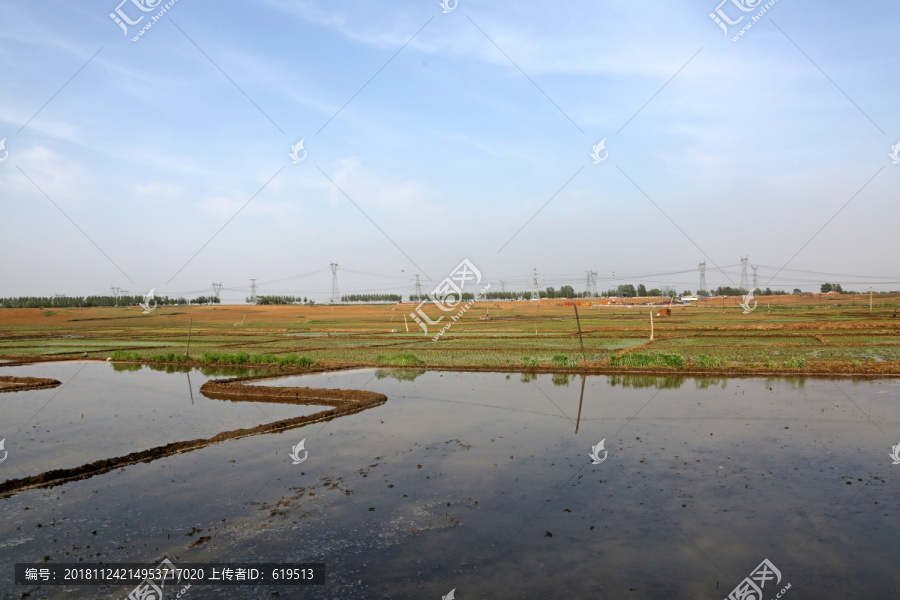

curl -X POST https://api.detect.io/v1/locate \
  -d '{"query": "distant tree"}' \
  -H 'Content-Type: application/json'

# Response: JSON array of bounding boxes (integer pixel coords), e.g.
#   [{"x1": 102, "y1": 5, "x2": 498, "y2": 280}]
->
[
  {"x1": 647, "y1": 288, "x2": 662, "y2": 296},
  {"x1": 545, "y1": 287, "x2": 557, "y2": 299},
  {"x1": 559, "y1": 285, "x2": 575, "y2": 298},
  {"x1": 682, "y1": 290, "x2": 692, "y2": 297},
  {"x1": 617, "y1": 284, "x2": 636, "y2": 298},
  {"x1": 637, "y1": 284, "x2": 647, "y2": 297},
  {"x1": 793, "y1": 288, "x2": 802, "y2": 295},
  {"x1": 820, "y1": 283, "x2": 833, "y2": 293}
]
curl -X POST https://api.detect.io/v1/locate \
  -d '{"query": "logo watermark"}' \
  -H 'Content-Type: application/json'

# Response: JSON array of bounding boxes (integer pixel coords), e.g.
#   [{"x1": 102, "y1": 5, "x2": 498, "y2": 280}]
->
[
  {"x1": 409, "y1": 259, "x2": 491, "y2": 340},
  {"x1": 590, "y1": 139, "x2": 608, "y2": 164},
  {"x1": 740, "y1": 288, "x2": 757, "y2": 314},
  {"x1": 0, "y1": 138, "x2": 8, "y2": 164},
  {"x1": 0, "y1": 438, "x2": 7, "y2": 464},
  {"x1": 589, "y1": 439, "x2": 608, "y2": 464},
  {"x1": 290, "y1": 439, "x2": 308, "y2": 465},
  {"x1": 439, "y1": 0, "x2": 458, "y2": 14},
  {"x1": 890, "y1": 443, "x2": 900, "y2": 465},
  {"x1": 725, "y1": 558, "x2": 789, "y2": 600},
  {"x1": 126, "y1": 558, "x2": 191, "y2": 600},
  {"x1": 710, "y1": 0, "x2": 780, "y2": 41},
  {"x1": 442, "y1": 589, "x2": 456, "y2": 600},
  {"x1": 890, "y1": 142, "x2": 900, "y2": 165},
  {"x1": 140, "y1": 288, "x2": 157, "y2": 314},
  {"x1": 110, "y1": 0, "x2": 180, "y2": 42},
  {"x1": 289, "y1": 139, "x2": 307, "y2": 164}
]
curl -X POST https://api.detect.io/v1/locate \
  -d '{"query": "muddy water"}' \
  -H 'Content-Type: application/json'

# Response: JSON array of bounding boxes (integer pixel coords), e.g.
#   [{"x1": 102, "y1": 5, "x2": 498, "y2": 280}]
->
[{"x1": 1, "y1": 366, "x2": 898, "y2": 599}]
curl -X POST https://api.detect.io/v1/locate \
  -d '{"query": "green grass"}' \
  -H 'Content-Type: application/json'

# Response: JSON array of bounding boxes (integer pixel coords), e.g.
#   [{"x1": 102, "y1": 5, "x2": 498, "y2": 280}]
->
[
  {"x1": 608, "y1": 352, "x2": 686, "y2": 368},
  {"x1": 110, "y1": 350, "x2": 142, "y2": 361},
  {"x1": 148, "y1": 352, "x2": 191, "y2": 362},
  {"x1": 200, "y1": 352, "x2": 315, "y2": 367},
  {"x1": 693, "y1": 354, "x2": 726, "y2": 367},
  {"x1": 374, "y1": 353, "x2": 426, "y2": 366}
]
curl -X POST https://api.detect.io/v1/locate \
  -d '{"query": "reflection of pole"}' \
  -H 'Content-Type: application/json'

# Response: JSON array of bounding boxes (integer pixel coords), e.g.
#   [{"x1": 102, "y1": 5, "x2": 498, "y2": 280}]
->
[
  {"x1": 575, "y1": 374, "x2": 586, "y2": 435},
  {"x1": 187, "y1": 372, "x2": 194, "y2": 405},
  {"x1": 573, "y1": 304, "x2": 586, "y2": 363},
  {"x1": 185, "y1": 318, "x2": 193, "y2": 355}
]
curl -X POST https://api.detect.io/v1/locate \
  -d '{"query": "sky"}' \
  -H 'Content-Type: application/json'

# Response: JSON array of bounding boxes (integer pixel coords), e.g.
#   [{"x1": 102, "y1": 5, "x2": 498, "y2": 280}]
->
[{"x1": 1, "y1": 0, "x2": 898, "y2": 303}]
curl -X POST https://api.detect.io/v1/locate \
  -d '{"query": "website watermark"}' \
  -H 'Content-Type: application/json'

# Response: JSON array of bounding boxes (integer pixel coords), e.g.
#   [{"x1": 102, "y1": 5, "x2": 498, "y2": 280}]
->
[
  {"x1": 0, "y1": 138, "x2": 8, "y2": 164},
  {"x1": 126, "y1": 558, "x2": 191, "y2": 600},
  {"x1": 409, "y1": 259, "x2": 491, "y2": 340},
  {"x1": 890, "y1": 443, "x2": 900, "y2": 465},
  {"x1": 439, "y1": 0, "x2": 458, "y2": 14},
  {"x1": 289, "y1": 439, "x2": 308, "y2": 465},
  {"x1": 0, "y1": 438, "x2": 7, "y2": 464},
  {"x1": 590, "y1": 138, "x2": 608, "y2": 164},
  {"x1": 589, "y1": 439, "x2": 608, "y2": 464},
  {"x1": 725, "y1": 558, "x2": 789, "y2": 600},
  {"x1": 889, "y1": 142, "x2": 900, "y2": 165},
  {"x1": 709, "y1": 0, "x2": 780, "y2": 42},
  {"x1": 740, "y1": 288, "x2": 758, "y2": 314},
  {"x1": 289, "y1": 139, "x2": 307, "y2": 164},
  {"x1": 140, "y1": 288, "x2": 157, "y2": 314},
  {"x1": 110, "y1": 0, "x2": 180, "y2": 42}
]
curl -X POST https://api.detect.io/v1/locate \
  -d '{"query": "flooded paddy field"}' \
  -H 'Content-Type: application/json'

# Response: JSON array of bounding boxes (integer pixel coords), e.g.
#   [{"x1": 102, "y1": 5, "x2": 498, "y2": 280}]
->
[{"x1": 1, "y1": 363, "x2": 898, "y2": 599}]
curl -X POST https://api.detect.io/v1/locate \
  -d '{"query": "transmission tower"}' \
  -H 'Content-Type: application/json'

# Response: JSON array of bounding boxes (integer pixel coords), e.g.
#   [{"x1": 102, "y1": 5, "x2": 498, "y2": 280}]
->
[
  {"x1": 499, "y1": 279, "x2": 506, "y2": 293},
  {"x1": 751, "y1": 265, "x2": 759, "y2": 290},
  {"x1": 414, "y1": 274, "x2": 423, "y2": 301},
  {"x1": 212, "y1": 282, "x2": 223, "y2": 300},
  {"x1": 329, "y1": 262, "x2": 340, "y2": 304},
  {"x1": 531, "y1": 268, "x2": 540, "y2": 302},
  {"x1": 589, "y1": 270, "x2": 598, "y2": 297},
  {"x1": 740, "y1": 256, "x2": 749, "y2": 291},
  {"x1": 249, "y1": 279, "x2": 257, "y2": 303},
  {"x1": 698, "y1": 262, "x2": 707, "y2": 295}
]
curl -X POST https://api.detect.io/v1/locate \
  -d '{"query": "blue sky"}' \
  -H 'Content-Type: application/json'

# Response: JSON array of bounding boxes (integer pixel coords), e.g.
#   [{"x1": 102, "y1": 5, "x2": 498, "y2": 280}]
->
[{"x1": 1, "y1": 0, "x2": 898, "y2": 302}]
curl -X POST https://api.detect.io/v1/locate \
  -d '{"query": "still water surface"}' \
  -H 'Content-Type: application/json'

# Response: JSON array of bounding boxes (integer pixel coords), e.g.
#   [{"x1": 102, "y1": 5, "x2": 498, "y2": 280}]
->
[{"x1": 1, "y1": 364, "x2": 897, "y2": 598}]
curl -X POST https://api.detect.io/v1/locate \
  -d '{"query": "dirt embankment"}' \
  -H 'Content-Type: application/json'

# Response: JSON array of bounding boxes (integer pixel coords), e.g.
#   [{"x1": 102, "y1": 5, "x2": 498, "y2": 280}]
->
[
  {"x1": 0, "y1": 376, "x2": 386, "y2": 499},
  {"x1": 0, "y1": 376, "x2": 61, "y2": 392}
]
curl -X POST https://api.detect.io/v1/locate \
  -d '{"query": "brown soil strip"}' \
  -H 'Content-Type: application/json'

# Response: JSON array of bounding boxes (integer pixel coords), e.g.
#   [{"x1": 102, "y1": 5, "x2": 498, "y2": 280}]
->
[
  {"x1": 0, "y1": 376, "x2": 61, "y2": 392},
  {"x1": 0, "y1": 375, "x2": 386, "y2": 499}
]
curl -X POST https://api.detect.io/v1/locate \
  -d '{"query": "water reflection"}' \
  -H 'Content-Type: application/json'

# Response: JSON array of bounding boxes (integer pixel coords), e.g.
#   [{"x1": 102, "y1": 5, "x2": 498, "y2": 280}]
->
[
  {"x1": 374, "y1": 368, "x2": 426, "y2": 382},
  {"x1": 607, "y1": 374, "x2": 686, "y2": 389},
  {"x1": 551, "y1": 373, "x2": 575, "y2": 386},
  {"x1": 111, "y1": 362, "x2": 142, "y2": 372}
]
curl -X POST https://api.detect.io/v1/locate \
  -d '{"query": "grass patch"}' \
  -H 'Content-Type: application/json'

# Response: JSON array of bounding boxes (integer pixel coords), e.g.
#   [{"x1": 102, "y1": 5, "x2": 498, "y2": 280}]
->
[
  {"x1": 148, "y1": 352, "x2": 191, "y2": 363},
  {"x1": 609, "y1": 352, "x2": 686, "y2": 368},
  {"x1": 374, "y1": 353, "x2": 425, "y2": 366},
  {"x1": 521, "y1": 356, "x2": 538, "y2": 367},
  {"x1": 693, "y1": 354, "x2": 725, "y2": 368},
  {"x1": 110, "y1": 350, "x2": 142, "y2": 361},
  {"x1": 200, "y1": 352, "x2": 315, "y2": 367},
  {"x1": 551, "y1": 354, "x2": 573, "y2": 367}
]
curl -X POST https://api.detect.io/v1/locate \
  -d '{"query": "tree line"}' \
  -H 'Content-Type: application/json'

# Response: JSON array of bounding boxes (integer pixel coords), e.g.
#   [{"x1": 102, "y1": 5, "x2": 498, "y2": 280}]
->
[
  {"x1": 342, "y1": 294, "x2": 402, "y2": 303},
  {"x1": 249, "y1": 295, "x2": 310, "y2": 305},
  {"x1": 0, "y1": 295, "x2": 189, "y2": 309}
]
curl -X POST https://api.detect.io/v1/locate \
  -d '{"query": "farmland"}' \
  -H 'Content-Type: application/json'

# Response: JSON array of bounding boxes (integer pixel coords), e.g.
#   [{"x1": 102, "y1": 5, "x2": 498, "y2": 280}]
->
[{"x1": 2, "y1": 293, "x2": 899, "y2": 375}]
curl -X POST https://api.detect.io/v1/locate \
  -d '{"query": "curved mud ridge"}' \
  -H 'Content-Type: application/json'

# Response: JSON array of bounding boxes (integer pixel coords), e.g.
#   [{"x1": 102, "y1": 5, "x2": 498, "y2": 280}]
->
[
  {"x1": 0, "y1": 375, "x2": 61, "y2": 393},
  {"x1": 0, "y1": 375, "x2": 386, "y2": 499}
]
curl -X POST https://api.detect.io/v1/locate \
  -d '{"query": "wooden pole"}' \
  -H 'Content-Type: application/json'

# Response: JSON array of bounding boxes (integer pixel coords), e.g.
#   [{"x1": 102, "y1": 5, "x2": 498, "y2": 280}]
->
[
  {"x1": 573, "y1": 304, "x2": 586, "y2": 363},
  {"x1": 185, "y1": 318, "x2": 193, "y2": 355},
  {"x1": 403, "y1": 313, "x2": 409, "y2": 333},
  {"x1": 650, "y1": 310, "x2": 654, "y2": 341}
]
